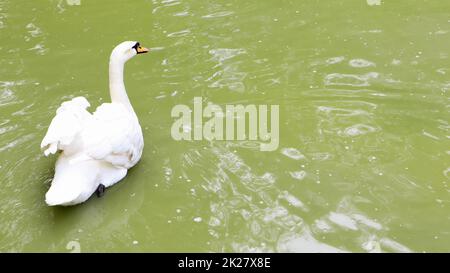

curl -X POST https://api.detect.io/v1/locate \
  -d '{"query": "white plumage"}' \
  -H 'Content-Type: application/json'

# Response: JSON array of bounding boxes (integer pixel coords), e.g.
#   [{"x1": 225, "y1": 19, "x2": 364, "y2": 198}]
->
[{"x1": 41, "y1": 41, "x2": 148, "y2": 206}]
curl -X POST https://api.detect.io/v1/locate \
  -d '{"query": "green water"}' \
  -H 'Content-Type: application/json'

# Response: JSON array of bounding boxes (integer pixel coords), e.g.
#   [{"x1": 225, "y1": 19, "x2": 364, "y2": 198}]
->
[{"x1": 0, "y1": 0, "x2": 449, "y2": 252}]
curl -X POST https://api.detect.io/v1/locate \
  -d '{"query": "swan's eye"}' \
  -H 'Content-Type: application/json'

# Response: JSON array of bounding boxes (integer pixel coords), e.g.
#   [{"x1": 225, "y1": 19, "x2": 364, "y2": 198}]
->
[{"x1": 132, "y1": 42, "x2": 140, "y2": 53}]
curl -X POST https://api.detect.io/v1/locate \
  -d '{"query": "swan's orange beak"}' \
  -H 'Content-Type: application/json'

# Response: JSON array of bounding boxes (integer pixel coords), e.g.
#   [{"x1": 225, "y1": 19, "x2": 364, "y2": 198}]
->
[{"x1": 137, "y1": 45, "x2": 149, "y2": 54}]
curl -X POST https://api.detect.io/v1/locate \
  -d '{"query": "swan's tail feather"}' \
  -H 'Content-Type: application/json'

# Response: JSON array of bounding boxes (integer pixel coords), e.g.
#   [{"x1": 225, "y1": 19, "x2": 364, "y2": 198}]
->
[
  {"x1": 45, "y1": 189, "x2": 80, "y2": 206},
  {"x1": 45, "y1": 159, "x2": 99, "y2": 206},
  {"x1": 41, "y1": 97, "x2": 91, "y2": 156},
  {"x1": 45, "y1": 177, "x2": 84, "y2": 206}
]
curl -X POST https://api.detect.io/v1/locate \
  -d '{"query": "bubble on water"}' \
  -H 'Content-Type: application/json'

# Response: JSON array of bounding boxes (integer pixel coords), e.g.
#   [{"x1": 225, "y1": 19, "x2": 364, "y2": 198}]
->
[
  {"x1": 167, "y1": 29, "x2": 191, "y2": 38},
  {"x1": 422, "y1": 130, "x2": 440, "y2": 140},
  {"x1": 311, "y1": 152, "x2": 333, "y2": 161},
  {"x1": 163, "y1": 167, "x2": 172, "y2": 181},
  {"x1": 260, "y1": 172, "x2": 276, "y2": 184},
  {"x1": 342, "y1": 124, "x2": 378, "y2": 137},
  {"x1": 0, "y1": 124, "x2": 17, "y2": 135},
  {"x1": 66, "y1": 0, "x2": 81, "y2": 5},
  {"x1": 366, "y1": 0, "x2": 382, "y2": 6},
  {"x1": 436, "y1": 68, "x2": 447, "y2": 75},
  {"x1": 435, "y1": 30, "x2": 448, "y2": 35},
  {"x1": 317, "y1": 105, "x2": 371, "y2": 117},
  {"x1": 209, "y1": 48, "x2": 247, "y2": 63},
  {"x1": 280, "y1": 191, "x2": 308, "y2": 211},
  {"x1": 208, "y1": 217, "x2": 221, "y2": 227},
  {"x1": 289, "y1": 171, "x2": 306, "y2": 180},
  {"x1": 26, "y1": 23, "x2": 42, "y2": 37},
  {"x1": 202, "y1": 11, "x2": 234, "y2": 19},
  {"x1": 352, "y1": 214, "x2": 382, "y2": 230},
  {"x1": 149, "y1": 46, "x2": 165, "y2": 51},
  {"x1": 281, "y1": 148, "x2": 305, "y2": 160},
  {"x1": 262, "y1": 206, "x2": 289, "y2": 222},
  {"x1": 276, "y1": 232, "x2": 346, "y2": 253},
  {"x1": 66, "y1": 241, "x2": 81, "y2": 253},
  {"x1": 28, "y1": 43, "x2": 48, "y2": 55},
  {"x1": 173, "y1": 11, "x2": 189, "y2": 17},
  {"x1": 314, "y1": 219, "x2": 333, "y2": 233},
  {"x1": 207, "y1": 50, "x2": 247, "y2": 92},
  {"x1": 0, "y1": 133, "x2": 34, "y2": 152},
  {"x1": 228, "y1": 82, "x2": 245, "y2": 92},
  {"x1": 132, "y1": 240, "x2": 139, "y2": 245},
  {"x1": 362, "y1": 240, "x2": 382, "y2": 253},
  {"x1": 328, "y1": 212, "x2": 358, "y2": 231},
  {"x1": 326, "y1": 56, "x2": 345, "y2": 65},
  {"x1": 249, "y1": 221, "x2": 261, "y2": 236},
  {"x1": 193, "y1": 217, "x2": 202, "y2": 223},
  {"x1": 324, "y1": 72, "x2": 379, "y2": 87},
  {"x1": 349, "y1": 58, "x2": 375, "y2": 68},
  {"x1": 380, "y1": 238, "x2": 412, "y2": 253}
]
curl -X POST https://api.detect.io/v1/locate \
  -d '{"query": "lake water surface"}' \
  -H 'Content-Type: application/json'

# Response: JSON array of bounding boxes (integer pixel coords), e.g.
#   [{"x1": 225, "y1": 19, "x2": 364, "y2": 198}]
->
[{"x1": 0, "y1": 0, "x2": 449, "y2": 252}]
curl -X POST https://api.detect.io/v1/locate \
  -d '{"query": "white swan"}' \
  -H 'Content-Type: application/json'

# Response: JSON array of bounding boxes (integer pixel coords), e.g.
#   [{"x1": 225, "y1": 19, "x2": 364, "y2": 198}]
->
[{"x1": 41, "y1": 41, "x2": 149, "y2": 206}]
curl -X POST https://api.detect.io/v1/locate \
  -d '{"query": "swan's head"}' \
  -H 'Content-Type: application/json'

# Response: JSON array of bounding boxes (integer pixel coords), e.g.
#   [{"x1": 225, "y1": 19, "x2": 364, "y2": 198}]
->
[{"x1": 110, "y1": 41, "x2": 149, "y2": 63}]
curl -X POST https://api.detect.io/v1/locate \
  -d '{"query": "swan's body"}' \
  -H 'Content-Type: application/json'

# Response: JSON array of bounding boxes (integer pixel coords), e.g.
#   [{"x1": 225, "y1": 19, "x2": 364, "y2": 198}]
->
[{"x1": 41, "y1": 41, "x2": 148, "y2": 206}]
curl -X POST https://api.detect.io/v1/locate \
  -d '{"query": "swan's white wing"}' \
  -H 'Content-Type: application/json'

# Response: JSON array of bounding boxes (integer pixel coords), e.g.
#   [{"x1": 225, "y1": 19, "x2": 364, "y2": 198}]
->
[
  {"x1": 41, "y1": 97, "x2": 92, "y2": 156},
  {"x1": 82, "y1": 103, "x2": 143, "y2": 168}
]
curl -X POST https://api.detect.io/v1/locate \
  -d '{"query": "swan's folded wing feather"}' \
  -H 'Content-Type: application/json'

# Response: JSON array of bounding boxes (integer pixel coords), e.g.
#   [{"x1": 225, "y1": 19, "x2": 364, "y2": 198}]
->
[
  {"x1": 83, "y1": 103, "x2": 143, "y2": 168},
  {"x1": 41, "y1": 97, "x2": 91, "y2": 156}
]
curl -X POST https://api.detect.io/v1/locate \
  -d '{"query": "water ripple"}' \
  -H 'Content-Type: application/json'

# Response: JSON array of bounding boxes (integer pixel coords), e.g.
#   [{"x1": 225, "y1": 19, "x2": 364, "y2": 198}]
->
[
  {"x1": 324, "y1": 72, "x2": 379, "y2": 87},
  {"x1": 202, "y1": 11, "x2": 234, "y2": 19}
]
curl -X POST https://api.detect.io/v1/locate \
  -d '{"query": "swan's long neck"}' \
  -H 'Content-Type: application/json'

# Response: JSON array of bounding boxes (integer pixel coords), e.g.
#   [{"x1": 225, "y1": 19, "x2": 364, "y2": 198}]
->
[{"x1": 109, "y1": 57, "x2": 134, "y2": 112}]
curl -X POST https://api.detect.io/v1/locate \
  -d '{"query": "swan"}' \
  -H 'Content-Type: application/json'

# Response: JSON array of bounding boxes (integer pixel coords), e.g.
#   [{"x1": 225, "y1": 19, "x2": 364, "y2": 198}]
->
[{"x1": 41, "y1": 41, "x2": 149, "y2": 206}]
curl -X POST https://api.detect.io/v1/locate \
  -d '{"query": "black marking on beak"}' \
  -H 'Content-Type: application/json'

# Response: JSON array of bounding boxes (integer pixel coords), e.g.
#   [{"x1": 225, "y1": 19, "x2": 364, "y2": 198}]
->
[{"x1": 133, "y1": 42, "x2": 148, "y2": 54}]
